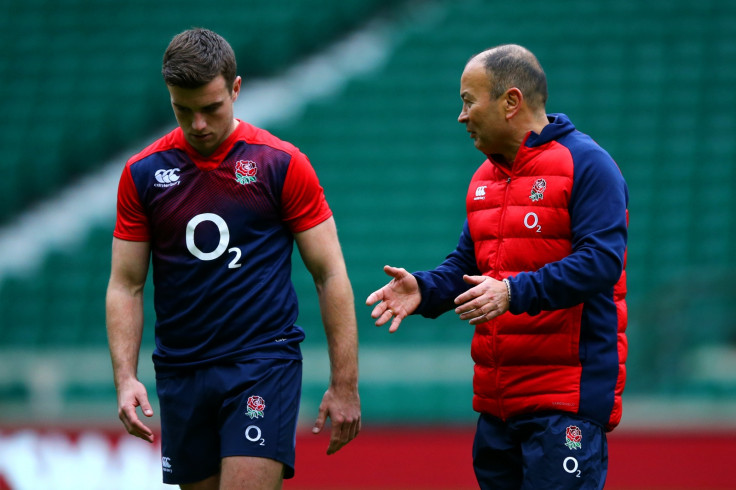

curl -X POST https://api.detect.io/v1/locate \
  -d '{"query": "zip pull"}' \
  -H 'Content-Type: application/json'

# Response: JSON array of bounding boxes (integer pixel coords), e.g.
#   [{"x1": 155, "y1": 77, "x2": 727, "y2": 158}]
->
[{"x1": 507, "y1": 177, "x2": 511, "y2": 184}]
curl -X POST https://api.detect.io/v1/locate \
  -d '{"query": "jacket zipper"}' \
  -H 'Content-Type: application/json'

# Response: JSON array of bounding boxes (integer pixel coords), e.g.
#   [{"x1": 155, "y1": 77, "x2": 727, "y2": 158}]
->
[{"x1": 494, "y1": 175, "x2": 512, "y2": 419}]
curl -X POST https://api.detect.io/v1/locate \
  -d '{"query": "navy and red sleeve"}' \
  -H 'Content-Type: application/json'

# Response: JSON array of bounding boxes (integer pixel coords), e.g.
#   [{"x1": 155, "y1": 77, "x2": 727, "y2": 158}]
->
[
  {"x1": 413, "y1": 220, "x2": 479, "y2": 318},
  {"x1": 281, "y1": 151, "x2": 332, "y2": 233},
  {"x1": 113, "y1": 164, "x2": 150, "y2": 241}
]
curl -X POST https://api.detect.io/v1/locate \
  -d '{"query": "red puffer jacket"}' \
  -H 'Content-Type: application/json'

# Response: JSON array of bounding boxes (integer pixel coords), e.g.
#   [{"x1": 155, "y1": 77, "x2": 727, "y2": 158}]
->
[{"x1": 415, "y1": 114, "x2": 628, "y2": 430}]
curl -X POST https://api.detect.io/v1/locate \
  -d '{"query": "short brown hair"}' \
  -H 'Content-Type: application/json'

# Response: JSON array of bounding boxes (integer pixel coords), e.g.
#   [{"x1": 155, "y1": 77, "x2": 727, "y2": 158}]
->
[
  {"x1": 162, "y1": 28, "x2": 237, "y2": 91},
  {"x1": 474, "y1": 44, "x2": 548, "y2": 109}
]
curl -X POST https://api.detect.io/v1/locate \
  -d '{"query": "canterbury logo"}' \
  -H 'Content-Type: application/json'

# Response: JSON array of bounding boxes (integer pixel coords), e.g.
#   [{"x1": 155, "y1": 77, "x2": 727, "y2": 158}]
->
[
  {"x1": 162, "y1": 456, "x2": 173, "y2": 473},
  {"x1": 474, "y1": 185, "x2": 487, "y2": 201},
  {"x1": 154, "y1": 168, "x2": 181, "y2": 188}
]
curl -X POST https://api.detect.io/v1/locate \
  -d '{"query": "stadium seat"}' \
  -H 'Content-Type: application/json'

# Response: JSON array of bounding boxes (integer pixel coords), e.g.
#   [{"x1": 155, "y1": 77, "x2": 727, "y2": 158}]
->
[{"x1": 1, "y1": 0, "x2": 735, "y2": 419}]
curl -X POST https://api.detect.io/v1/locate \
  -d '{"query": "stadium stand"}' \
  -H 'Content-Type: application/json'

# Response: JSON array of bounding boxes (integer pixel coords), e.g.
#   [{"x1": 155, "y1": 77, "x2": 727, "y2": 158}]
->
[
  {"x1": 1, "y1": 0, "x2": 735, "y2": 425},
  {"x1": 0, "y1": 0, "x2": 398, "y2": 225}
]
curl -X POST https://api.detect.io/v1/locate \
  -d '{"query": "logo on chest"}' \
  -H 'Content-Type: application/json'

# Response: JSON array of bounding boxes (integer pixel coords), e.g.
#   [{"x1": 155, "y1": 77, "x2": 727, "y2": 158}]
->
[
  {"x1": 154, "y1": 168, "x2": 181, "y2": 188},
  {"x1": 529, "y1": 178, "x2": 546, "y2": 202},
  {"x1": 235, "y1": 160, "x2": 258, "y2": 185}
]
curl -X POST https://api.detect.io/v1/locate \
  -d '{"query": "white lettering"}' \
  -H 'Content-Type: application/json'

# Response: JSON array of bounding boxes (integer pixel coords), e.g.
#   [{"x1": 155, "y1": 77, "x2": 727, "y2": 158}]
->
[
  {"x1": 185, "y1": 213, "x2": 246, "y2": 268},
  {"x1": 155, "y1": 168, "x2": 180, "y2": 184},
  {"x1": 563, "y1": 456, "x2": 579, "y2": 475},
  {"x1": 245, "y1": 425, "x2": 262, "y2": 443},
  {"x1": 524, "y1": 212, "x2": 541, "y2": 232},
  {"x1": 186, "y1": 213, "x2": 230, "y2": 261},
  {"x1": 228, "y1": 247, "x2": 243, "y2": 268}
]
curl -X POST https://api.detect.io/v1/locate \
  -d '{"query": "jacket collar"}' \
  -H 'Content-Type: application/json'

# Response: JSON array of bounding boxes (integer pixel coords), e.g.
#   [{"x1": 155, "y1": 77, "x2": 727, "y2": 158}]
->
[{"x1": 524, "y1": 113, "x2": 576, "y2": 148}]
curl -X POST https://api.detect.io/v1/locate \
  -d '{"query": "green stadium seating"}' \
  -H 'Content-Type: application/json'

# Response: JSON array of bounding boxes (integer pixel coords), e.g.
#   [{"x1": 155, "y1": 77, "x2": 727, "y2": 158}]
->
[
  {"x1": 1, "y1": 0, "x2": 735, "y2": 422},
  {"x1": 0, "y1": 0, "x2": 398, "y2": 225}
]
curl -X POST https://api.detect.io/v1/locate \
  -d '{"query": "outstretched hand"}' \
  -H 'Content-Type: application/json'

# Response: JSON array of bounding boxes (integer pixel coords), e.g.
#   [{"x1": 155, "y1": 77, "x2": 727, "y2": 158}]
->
[{"x1": 365, "y1": 265, "x2": 421, "y2": 333}]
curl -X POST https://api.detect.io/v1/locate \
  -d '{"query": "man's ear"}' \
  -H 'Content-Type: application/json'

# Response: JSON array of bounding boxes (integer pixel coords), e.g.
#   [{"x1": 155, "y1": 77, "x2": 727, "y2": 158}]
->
[
  {"x1": 231, "y1": 76, "x2": 242, "y2": 101},
  {"x1": 504, "y1": 87, "x2": 523, "y2": 119}
]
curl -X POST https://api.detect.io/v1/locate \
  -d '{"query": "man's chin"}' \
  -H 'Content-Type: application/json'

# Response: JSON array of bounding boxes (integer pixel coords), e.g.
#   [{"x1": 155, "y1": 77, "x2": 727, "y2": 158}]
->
[{"x1": 186, "y1": 139, "x2": 216, "y2": 156}]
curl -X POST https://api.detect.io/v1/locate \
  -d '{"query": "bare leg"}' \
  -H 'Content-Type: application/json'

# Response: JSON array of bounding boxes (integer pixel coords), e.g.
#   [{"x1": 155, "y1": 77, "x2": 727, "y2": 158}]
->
[
  {"x1": 220, "y1": 456, "x2": 284, "y2": 490},
  {"x1": 180, "y1": 473, "x2": 220, "y2": 490}
]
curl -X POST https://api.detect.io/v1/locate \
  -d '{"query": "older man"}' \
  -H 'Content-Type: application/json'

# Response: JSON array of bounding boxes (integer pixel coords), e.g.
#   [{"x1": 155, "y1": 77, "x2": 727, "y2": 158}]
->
[{"x1": 367, "y1": 45, "x2": 628, "y2": 489}]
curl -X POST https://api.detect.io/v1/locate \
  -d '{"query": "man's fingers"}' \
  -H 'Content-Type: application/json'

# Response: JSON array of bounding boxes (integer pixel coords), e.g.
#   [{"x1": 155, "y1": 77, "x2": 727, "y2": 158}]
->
[
  {"x1": 388, "y1": 316, "x2": 403, "y2": 333},
  {"x1": 379, "y1": 306, "x2": 394, "y2": 322},
  {"x1": 458, "y1": 302, "x2": 505, "y2": 325},
  {"x1": 366, "y1": 265, "x2": 404, "y2": 306},
  {"x1": 120, "y1": 406, "x2": 155, "y2": 443},
  {"x1": 370, "y1": 302, "x2": 390, "y2": 320},
  {"x1": 383, "y1": 264, "x2": 401, "y2": 276},
  {"x1": 455, "y1": 290, "x2": 490, "y2": 314},
  {"x1": 312, "y1": 407, "x2": 327, "y2": 434},
  {"x1": 365, "y1": 290, "x2": 383, "y2": 306},
  {"x1": 462, "y1": 274, "x2": 486, "y2": 285},
  {"x1": 139, "y1": 399, "x2": 154, "y2": 418},
  {"x1": 455, "y1": 282, "x2": 485, "y2": 306},
  {"x1": 374, "y1": 308, "x2": 403, "y2": 332},
  {"x1": 327, "y1": 428, "x2": 343, "y2": 455},
  {"x1": 372, "y1": 304, "x2": 402, "y2": 330},
  {"x1": 326, "y1": 415, "x2": 360, "y2": 455},
  {"x1": 133, "y1": 423, "x2": 155, "y2": 443}
]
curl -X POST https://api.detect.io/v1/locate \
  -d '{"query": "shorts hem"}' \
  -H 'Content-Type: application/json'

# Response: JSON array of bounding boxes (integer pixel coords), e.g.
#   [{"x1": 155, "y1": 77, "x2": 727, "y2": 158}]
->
[{"x1": 162, "y1": 467, "x2": 219, "y2": 486}]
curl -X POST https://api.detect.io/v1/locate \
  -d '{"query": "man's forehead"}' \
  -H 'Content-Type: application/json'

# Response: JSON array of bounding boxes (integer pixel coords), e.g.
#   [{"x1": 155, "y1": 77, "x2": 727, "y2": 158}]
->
[
  {"x1": 461, "y1": 61, "x2": 489, "y2": 89},
  {"x1": 169, "y1": 77, "x2": 229, "y2": 106}
]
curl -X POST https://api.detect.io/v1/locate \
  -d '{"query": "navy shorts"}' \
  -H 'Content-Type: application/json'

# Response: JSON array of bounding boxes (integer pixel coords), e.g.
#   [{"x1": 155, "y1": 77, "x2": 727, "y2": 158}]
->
[
  {"x1": 473, "y1": 412, "x2": 608, "y2": 490},
  {"x1": 155, "y1": 358, "x2": 302, "y2": 485}
]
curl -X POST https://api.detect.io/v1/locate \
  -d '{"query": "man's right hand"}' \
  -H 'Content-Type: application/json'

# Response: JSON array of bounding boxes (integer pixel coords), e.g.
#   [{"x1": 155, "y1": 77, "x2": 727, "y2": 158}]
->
[
  {"x1": 117, "y1": 378, "x2": 155, "y2": 443},
  {"x1": 365, "y1": 265, "x2": 422, "y2": 333}
]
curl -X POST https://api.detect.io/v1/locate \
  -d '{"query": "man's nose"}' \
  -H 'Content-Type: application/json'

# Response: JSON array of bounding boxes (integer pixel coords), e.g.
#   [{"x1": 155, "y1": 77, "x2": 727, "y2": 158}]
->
[{"x1": 192, "y1": 113, "x2": 207, "y2": 131}]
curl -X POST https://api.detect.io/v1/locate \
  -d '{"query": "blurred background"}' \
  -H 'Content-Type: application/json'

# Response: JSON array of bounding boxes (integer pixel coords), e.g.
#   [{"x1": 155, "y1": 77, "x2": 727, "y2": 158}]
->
[{"x1": 0, "y1": 0, "x2": 734, "y2": 488}]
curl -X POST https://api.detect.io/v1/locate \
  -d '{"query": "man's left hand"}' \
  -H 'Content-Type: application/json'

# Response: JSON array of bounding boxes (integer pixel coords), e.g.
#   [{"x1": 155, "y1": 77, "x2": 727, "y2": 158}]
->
[{"x1": 454, "y1": 275, "x2": 509, "y2": 324}]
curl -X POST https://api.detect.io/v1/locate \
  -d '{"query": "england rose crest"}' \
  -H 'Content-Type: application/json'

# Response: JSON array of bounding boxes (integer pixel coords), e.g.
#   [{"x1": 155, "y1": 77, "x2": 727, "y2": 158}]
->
[
  {"x1": 246, "y1": 395, "x2": 266, "y2": 419},
  {"x1": 529, "y1": 178, "x2": 546, "y2": 201},
  {"x1": 565, "y1": 425, "x2": 582, "y2": 450},
  {"x1": 235, "y1": 160, "x2": 258, "y2": 185}
]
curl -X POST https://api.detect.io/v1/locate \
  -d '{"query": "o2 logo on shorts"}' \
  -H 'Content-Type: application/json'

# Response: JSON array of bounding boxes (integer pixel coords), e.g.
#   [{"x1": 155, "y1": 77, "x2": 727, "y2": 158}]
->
[
  {"x1": 245, "y1": 425, "x2": 266, "y2": 446},
  {"x1": 563, "y1": 457, "x2": 580, "y2": 478},
  {"x1": 562, "y1": 426, "x2": 583, "y2": 478}
]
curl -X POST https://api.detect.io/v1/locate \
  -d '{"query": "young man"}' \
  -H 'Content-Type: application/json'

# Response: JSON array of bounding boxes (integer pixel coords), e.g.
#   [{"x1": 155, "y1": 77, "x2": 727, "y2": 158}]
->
[
  {"x1": 106, "y1": 28, "x2": 360, "y2": 489},
  {"x1": 367, "y1": 45, "x2": 628, "y2": 489}
]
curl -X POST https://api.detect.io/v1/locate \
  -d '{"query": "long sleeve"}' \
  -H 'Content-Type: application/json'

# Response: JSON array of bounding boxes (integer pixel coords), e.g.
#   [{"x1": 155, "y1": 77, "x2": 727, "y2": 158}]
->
[{"x1": 413, "y1": 220, "x2": 480, "y2": 318}]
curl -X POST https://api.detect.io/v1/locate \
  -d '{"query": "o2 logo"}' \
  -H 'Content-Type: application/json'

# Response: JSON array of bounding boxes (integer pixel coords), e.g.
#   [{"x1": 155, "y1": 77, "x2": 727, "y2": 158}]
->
[
  {"x1": 245, "y1": 425, "x2": 266, "y2": 446},
  {"x1": 563, "y1": 457, "x2": 581, "y2": 478},
  {"x1": 524, "y1": 212, "x2": 542, "y2": 233},
  {"x1": 185, "y1": 213, "x2": 243, "y2": 268}
]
